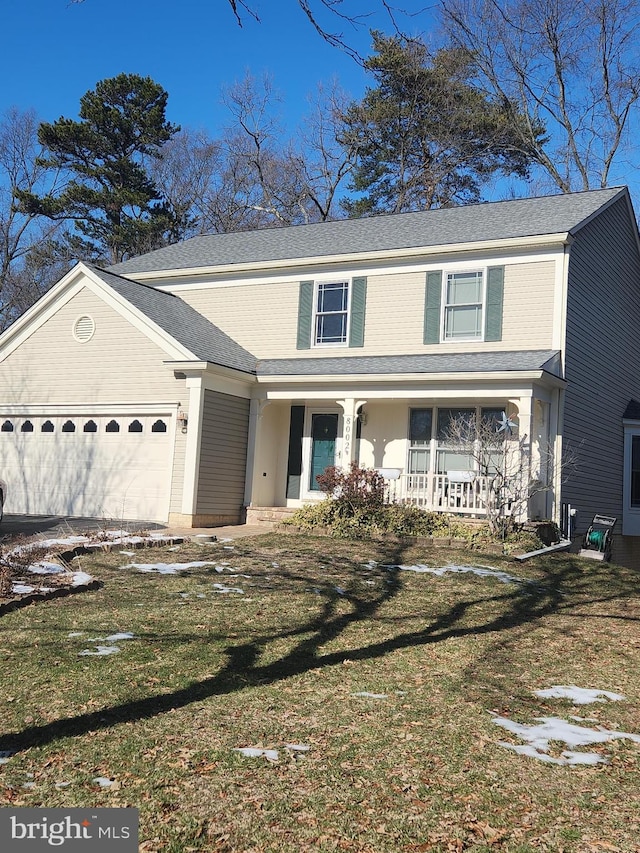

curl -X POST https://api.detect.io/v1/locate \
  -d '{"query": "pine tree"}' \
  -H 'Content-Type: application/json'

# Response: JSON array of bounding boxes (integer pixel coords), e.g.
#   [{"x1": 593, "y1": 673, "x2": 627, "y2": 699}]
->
[
  {"x1": 340, "y1": 34, "x2": 543, "y2": 215},
  {"x1": 17, "y1": 74, "x2": 183, "y2": 264}
]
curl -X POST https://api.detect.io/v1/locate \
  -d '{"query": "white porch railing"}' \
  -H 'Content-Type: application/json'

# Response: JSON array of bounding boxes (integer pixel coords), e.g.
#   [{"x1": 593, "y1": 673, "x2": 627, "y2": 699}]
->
[{"x1": 385, "y1": 472, "x2": 491, "y2": 517}]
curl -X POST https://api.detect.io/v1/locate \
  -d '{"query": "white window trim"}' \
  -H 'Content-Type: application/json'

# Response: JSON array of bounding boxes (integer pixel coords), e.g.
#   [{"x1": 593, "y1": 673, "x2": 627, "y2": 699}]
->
[
  {"x1": 313, "y1": 279, "x2": 351, "y2": 348},
  {"x1": 406, "y1": 405, "x2": 512, "y2": 476},
  {"x1": 441, "y1": 268, "x2": 486, "y2": 343},
  {"x1": 623, "y1": 422, "x2": 640, "y2": 535},
  {"x1": 408, "y1": 407, "x2": 434, "y2": 475}
]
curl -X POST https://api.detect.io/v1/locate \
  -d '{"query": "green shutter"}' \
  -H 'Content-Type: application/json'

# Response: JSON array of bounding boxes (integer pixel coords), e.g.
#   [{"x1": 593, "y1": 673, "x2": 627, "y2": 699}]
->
[
  {"x1": 349, "y1": 276, "x2": 367, "y2": 348},
  {"x1": 424, "y1": 270, "x2": 442, "y2": 344},
  {"x1": 296, "y1": 280, "x2": 314, "y2": 350},
  {"x1": 485, "y1": 266, "x2": 504, "y2": 342},
  {"x1": 286, "y1": 405, "x2": 305, "y2": 499}
]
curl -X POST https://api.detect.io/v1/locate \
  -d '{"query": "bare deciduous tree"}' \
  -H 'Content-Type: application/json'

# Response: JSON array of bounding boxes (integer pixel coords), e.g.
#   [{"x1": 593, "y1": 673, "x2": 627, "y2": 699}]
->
[
  {"x1": 440, "y1": 0, "x2": 640, "y2": 192},
  {"x1": 444, "y1": 411, "x2": 578, "y2": 537},
  {"x1": 0, "y1": 107, "x2": 67, "y2": 329},
  {"x1": 151, "y1": 74, "x2": 352, "y2": 234}
]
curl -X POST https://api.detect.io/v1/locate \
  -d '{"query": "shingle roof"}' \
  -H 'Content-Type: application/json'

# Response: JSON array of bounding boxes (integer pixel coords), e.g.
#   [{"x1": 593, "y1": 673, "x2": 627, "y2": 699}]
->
[
  {"x1": 257, "y1": 350, "x2": 562, "y2": 378},
  {"x1": 87, "y1": 265, "x2": 257, "y2": 374},
  {"x1": 110, "y1": 187, "x2": 625, "y2": 276}
]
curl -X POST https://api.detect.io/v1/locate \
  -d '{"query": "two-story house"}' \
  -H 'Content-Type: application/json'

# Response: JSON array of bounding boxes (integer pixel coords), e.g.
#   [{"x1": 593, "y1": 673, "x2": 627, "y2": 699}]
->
[{"x1": 1, "y1": 186, "x2": 640, "y2": 564}]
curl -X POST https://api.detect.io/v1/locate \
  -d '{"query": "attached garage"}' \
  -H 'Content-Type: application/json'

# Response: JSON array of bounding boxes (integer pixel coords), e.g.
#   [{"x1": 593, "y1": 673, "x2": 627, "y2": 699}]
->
[
  {"x1": 0, "y1": 262, "x2": 258, "y2": 528},
  {"x1": 0, "y1": 410, "x2": 174, "y2": 522}
]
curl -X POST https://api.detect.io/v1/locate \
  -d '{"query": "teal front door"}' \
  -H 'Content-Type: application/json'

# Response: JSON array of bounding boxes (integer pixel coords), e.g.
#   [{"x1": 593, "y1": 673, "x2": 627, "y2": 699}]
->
[{"x1": 310, "y1": 413, "x2": 338, "y2": 491}]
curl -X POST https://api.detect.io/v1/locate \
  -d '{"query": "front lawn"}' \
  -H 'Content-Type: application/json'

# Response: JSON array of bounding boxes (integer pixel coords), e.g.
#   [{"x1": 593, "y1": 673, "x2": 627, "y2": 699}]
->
[{"x1": 0, "y1": 532, "x2": 638, "y2": 852}]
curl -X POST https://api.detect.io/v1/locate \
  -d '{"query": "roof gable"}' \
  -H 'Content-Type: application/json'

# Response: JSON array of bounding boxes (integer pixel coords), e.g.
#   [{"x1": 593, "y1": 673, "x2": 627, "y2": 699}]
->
[
  {"x1": 0, "y1": 263, "x2": 257, "y2": 375},
  {"x1": 86, "y1": 266, "x2": 257, "y2": 374}
]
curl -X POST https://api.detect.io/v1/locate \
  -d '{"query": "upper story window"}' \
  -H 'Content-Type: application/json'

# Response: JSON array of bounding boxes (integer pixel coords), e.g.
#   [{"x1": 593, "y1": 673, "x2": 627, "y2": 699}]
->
[
  {"x1": 444, "y1": 271, "x2": 484, "y2": 340},
  {"x1": 297, "y1": 277, "x2": 367, "y2": 350},
  {"x1": 424, "y1": 266, "x2": 504, "y2": 345},
  {"x1": 315, "y1": 281, "x2": 349, "y2": 346}
]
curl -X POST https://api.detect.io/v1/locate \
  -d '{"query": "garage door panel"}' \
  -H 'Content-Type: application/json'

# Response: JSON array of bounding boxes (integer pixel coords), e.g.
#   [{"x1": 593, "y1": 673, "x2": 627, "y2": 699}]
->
[{"x1": 0, "y1": 414, "x2": 172, "y2": 521}]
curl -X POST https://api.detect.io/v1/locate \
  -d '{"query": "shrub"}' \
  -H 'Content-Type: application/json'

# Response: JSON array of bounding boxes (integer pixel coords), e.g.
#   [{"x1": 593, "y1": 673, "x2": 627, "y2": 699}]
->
[
  {"x1": 285, "y1": 464, "x2": 475, "y2": 539},
  {"x1": 316, "y1": 463, "x2": 386, "y2": 510}
]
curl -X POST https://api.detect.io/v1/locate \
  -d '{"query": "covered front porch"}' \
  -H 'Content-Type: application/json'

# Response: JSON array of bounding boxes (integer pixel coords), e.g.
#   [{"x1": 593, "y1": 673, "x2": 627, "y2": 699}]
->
[{"x1": 244, "y1": 368, "x2": 565, "y2": 524}]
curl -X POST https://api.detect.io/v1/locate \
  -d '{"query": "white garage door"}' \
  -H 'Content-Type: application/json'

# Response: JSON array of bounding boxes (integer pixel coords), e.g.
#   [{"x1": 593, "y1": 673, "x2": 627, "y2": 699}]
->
[{"x1": 0, "y1": 413, "x2": 173, "y2": 522}]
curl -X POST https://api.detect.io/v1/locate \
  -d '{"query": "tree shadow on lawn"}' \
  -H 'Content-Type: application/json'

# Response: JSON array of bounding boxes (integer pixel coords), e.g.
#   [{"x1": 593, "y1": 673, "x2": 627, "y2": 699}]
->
[{"x1": 0, "y1": 547, "x2": 616, "y2": 755}]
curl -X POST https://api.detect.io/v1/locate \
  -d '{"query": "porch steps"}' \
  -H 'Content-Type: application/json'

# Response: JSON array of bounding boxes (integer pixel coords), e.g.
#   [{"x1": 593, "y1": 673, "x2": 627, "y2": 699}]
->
[{"x1": 245, "y1": 506, "x2": 298, "y2": 526}]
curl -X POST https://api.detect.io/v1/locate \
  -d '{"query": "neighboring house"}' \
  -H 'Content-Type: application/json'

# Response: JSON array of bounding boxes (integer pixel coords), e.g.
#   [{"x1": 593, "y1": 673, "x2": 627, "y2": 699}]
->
[{"x1": 1, "y1": 186, "x2": 640, "y2": 564}]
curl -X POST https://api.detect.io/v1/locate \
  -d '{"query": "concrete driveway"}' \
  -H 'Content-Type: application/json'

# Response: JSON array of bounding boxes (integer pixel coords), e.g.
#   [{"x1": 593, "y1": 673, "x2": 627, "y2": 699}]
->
[
  {"x1": 0, "y1": 514, "x2": 273, "y2": 543},
  {"x1": 0, "y1": 514, "x2": 166, "y2": 542}
]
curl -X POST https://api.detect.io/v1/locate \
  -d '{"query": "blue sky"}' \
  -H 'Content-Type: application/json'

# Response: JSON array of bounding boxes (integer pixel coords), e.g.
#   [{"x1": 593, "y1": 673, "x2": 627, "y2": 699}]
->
[{"x1": 1, "y1": 0, "x2": 436, "y2": 135}]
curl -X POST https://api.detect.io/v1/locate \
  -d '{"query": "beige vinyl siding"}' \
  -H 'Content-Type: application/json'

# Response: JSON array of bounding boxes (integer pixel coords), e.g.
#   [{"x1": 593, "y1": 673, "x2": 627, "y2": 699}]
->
[
  {"x1": 562, "y1": 196, "x2": 640, "y2": 533},
  {"x1": 0, "y1": 287, "x2": 185, "y2": 403},
  {"x1": 195, "y1": 390, "x2": 250, "y2": 518},
  {"x1": 183, "y1": 282, "x2": 297, "y2": 360},
  {"x1": 0, "y1": 286, "x2": 188, "y2": 520},
  {"x1": 169, "y1": 429, "x2": 188, "y2": 513},
  {"x1": 179, "y1": 260, "x2": 556, "y2": 359}
]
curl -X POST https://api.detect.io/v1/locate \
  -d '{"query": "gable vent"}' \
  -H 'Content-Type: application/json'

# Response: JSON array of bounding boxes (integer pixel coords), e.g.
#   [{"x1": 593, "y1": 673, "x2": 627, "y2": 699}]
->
[{"x1": 73, "y1": 315, "x2": 95, "y2": 343}]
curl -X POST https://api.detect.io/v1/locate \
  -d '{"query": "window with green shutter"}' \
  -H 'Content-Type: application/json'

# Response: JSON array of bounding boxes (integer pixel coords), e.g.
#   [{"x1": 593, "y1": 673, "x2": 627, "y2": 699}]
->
[
  {"x1": 298, "y1": 277, "x2": 367, "y2": 348},
  {"x1": 425, "y1": 267, "x2": 504, "y2": 344}
]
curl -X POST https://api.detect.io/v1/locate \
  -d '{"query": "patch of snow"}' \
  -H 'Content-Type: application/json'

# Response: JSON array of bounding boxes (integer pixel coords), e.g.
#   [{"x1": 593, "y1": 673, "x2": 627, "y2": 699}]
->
[
  {"x1": 71, "y1": 572, "x2": 94, "y2": 586},
  {"x1": 498, "y1": 742, "x2": 608, "y2": 766},
  {"x1": 352, "y1": 691, "x2": 388, "y2": 699},
  {"x1": 0, "y1": 751, "x2": 15, "y2": 764},
  {"x1": 55, "y1": 781, "x2": 72, "y2": 788},
  {"x1": 11, "y1": 584, "x2": 35, "y2": 594},
  {"x1": 285, "y1": 743, "x2": 310, "y2": 752},
  {"x1": 28, "y1": 561, "x2": 65, "y2": 575},
  {"x1": 92, "y1": 777, "x2": 115, "y2": 787},
  {"x1": 104, "y1": 632, "x2": 135, "y2": 642},
  {"x1": 492, "y1": 713, "x2": 640, "y2": 766},
  {"x1": 234, "y1": 747, "x2": 279, "y2": 761},
  {"x1": 119, "y1": 550, "x2": 135, "y2": 556},
  {"x1": 22, "y1": 782, "x2": 36, "y2": 789},
  {"x1": 397, "y1": 563, "x2": 525, "y2": 584},
  {"x1": 335, "y1": 587, "x2": 346, "y2": 595},
  {"x1": 123, "y1": 561, "x2": 216, "y2": 574},
  {"x1": 33, "y1": 536, "x2": 91, "y2": 550},
  {"x1": 78, "y1": 646, "x2": 120, "y2": 657},
  {"x1": 535, "y1": 685, "x2": 626, "y2": 704},
  {"x1": 212, "y1": 583, "x2": 244, "y2": 594},
  {"x1": 67, "y1": 632, "x2": 84, "y2": 637}
]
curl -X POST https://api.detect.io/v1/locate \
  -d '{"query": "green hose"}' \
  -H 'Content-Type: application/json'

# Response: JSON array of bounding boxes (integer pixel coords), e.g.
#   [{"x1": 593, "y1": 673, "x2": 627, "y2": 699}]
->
[{"x1": 586, "y1": 529, "x2": 605, "y2": 550}]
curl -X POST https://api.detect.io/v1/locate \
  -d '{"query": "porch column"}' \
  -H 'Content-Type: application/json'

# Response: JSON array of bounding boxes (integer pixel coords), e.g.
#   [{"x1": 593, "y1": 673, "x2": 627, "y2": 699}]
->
[
  {"x1": 510, "y1": 394, "x2": 533, "y2": 523},
  {"x1": 243, "y1": 398, "x2": 269, "y2": 506},
  {"x1": 531, "y1": 398, "x2": 551, "y2": 519},
  {"x1": 181, "y1": 377, "x2": 205, "y2": 517},
  {"x1": 336, "y1": 398, "x2": 367, "y2": 470}
]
